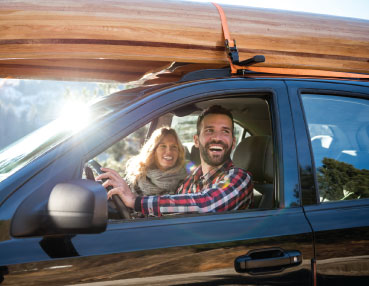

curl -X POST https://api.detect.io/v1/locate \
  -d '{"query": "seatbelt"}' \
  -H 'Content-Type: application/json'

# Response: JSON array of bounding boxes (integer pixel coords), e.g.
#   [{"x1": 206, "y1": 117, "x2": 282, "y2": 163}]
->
[
  {"x1": 212, "y1": 2, "x2": 247, "y2": 74},
  {"x1": 212, "y1": 2, "x2": 369, "y2": 80}
]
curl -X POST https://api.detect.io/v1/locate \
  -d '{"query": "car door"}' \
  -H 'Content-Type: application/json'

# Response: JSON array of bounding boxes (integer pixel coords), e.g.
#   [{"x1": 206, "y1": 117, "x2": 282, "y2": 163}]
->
[
  {"x1": 0, "y1": 78, "x2": 314, "y2": 285},
  {"x1": 287, "y1": 80, "x2": 369, "y2": 285}
]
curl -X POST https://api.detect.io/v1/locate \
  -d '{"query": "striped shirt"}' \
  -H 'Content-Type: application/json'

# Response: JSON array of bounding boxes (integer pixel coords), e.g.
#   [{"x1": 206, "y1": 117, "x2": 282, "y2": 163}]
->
[{"x1": 134, "y1": 160, "x2": 253, "y2": 216}]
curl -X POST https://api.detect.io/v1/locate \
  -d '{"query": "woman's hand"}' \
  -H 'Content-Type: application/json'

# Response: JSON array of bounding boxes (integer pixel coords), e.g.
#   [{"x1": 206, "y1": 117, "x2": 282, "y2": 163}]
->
[{"x1": 95, "y1": 167, "x2": 137, "y2": 209}]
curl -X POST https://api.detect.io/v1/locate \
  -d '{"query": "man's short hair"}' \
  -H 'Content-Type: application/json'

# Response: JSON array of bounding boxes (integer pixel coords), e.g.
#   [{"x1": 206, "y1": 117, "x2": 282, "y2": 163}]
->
[{"x1": 196, "y1": 105, "x2": 234, "y2": 135}]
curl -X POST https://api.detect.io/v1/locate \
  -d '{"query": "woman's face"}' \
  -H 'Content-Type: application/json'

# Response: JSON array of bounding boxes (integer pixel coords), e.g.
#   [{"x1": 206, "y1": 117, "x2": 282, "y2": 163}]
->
[{"x1": 154, "y1": 134, "x2": 179, "y2": 171}]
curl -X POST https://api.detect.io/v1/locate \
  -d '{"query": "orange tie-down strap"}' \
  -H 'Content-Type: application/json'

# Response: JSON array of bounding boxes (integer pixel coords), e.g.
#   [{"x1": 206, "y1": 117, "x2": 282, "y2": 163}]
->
[{"x1": 212, "y1": 2, "x2": 369, "y2": 80}]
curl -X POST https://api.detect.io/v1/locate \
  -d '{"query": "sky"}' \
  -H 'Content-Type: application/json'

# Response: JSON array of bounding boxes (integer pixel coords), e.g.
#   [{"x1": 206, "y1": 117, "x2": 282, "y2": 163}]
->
[{"x1": 183, "y1": 0, "x2": 369, "y2": 21}]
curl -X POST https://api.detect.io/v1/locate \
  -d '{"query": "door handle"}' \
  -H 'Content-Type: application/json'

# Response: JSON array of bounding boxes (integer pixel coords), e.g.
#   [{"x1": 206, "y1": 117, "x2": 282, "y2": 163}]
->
[{"x1": 234, "y1": 247, "x2": 302, "y2": 275}]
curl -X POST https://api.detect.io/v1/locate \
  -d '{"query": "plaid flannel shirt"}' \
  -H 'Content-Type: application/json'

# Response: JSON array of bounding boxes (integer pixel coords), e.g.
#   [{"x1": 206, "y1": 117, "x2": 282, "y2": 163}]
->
[{"x1": 134, "y1": 160, "x2": 253, "y2": 216}]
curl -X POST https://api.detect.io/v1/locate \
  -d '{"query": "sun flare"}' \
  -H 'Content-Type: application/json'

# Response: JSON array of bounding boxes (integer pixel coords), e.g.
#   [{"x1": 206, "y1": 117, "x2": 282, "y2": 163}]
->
[{"x1": 58, "y1": 101, "x2": 91, "y2": 132}]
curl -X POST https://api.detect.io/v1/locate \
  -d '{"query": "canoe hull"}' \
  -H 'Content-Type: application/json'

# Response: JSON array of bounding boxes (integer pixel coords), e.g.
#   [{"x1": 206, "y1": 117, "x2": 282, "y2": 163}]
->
[{"x1": 1, "y1": 0, "x2": 368, "y2": 82}]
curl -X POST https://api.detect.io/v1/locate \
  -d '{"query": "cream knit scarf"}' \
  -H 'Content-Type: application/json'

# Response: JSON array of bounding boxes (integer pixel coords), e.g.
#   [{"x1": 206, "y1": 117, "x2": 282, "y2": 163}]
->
[{"x1": 136, "y1": 167, "x2": 188, "y2": 196}]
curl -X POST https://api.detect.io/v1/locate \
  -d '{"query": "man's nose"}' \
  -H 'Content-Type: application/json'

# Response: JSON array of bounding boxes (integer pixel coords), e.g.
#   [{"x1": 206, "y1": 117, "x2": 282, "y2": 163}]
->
[{"x1": 211, "y1": 131, "x2": 223, "y2": 140}]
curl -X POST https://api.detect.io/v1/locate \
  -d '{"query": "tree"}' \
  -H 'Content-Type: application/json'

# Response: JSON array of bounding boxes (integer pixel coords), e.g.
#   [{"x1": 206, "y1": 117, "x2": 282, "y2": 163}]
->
[
  {"x1": 101, "y1": 124, "x2": 149, "y2": 174},
  {"x1": 317, "y1": 158, "x2": 369, "y2": 201}
]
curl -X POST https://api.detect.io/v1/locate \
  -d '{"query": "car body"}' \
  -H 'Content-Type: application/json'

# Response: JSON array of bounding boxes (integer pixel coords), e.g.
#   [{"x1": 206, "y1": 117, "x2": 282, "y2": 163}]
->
[{"x1": 0, "y1": 70, "x2": 369, "y2": 285}]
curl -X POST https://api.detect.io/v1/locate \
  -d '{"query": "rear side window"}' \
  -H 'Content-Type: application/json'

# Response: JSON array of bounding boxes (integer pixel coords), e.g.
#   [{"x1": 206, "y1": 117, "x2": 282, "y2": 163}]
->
[{"x1": 301, "y1": 94, "x2": 369, "y2": 202}]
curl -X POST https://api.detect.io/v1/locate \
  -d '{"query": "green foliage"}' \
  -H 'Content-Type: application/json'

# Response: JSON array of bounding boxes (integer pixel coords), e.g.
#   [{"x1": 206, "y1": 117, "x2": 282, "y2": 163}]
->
[
  {"x1": 346, "y1": 170, "x2": 369, "y2": 199},
  {"x1": 101, "y1": 124, "x2": 149, "y2": 174},
  {"x1": 317, "y1": 158, "x2": 369, "y2": 201},
  {"x1": 172, "y1": 115, "x2": 198, "y2": 144}
]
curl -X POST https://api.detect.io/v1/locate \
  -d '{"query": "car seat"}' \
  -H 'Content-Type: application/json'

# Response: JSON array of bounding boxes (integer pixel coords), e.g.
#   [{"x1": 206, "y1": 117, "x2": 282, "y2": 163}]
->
[
  {"x1": 232, "y1": 136, "x2": 274, "y2": 209},
  {"x1": 337, "y1": 123, "x2": 369, "y2": 170},
  {"x1": 190, "y1": 145, "x2": 201, "y2": 166}
]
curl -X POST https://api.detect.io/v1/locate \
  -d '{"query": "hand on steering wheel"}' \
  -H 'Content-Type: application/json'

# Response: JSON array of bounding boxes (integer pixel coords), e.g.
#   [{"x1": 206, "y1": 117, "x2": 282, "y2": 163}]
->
[{"x1": 85, "y1": 160, "x2": 132, "y2": 219}]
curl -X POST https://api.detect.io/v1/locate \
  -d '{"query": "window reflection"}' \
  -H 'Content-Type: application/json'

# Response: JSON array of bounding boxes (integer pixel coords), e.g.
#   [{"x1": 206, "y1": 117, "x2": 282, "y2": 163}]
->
[
  {"x1": 301, "y1": 94, "x2": 369, "y2": 202},
  {"x1": 317, "y1": 157, "x2": 369, "y2": 201}
]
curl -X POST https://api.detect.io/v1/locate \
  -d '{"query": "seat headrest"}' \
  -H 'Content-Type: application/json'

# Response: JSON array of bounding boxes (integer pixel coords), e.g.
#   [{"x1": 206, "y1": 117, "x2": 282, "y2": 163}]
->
[
  {"x1": 190, "y1": 145, "x2": 201, "y2": 166},
  {"x1": 233, "y1": 136, "x2": 273, "y2": 183},
  {"x1": 357, "y1": 124, "x2": 369, "y2": 151}
]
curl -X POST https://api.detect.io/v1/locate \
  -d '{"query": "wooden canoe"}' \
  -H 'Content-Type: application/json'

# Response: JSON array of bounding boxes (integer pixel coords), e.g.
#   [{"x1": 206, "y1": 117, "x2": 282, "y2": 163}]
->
[{"x1": 1, "y1": 0, "x2": 369, "y2": 84}]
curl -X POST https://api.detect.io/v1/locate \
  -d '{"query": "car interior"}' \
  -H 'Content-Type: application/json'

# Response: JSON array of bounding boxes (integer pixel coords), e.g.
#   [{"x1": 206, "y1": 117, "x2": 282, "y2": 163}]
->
[
  {"x1": 89, "y1": 95, "x2": 275, "y2": 217},
  {"x1": 167, "y1": 97, "x2": 274, "y2": 209}
]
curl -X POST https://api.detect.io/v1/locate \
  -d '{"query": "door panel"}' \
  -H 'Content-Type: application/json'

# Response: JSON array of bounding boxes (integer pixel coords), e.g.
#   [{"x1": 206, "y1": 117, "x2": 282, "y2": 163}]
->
[
  {"x1": 287, "y1": 80, "x2": 369, "y2": 285},
  {"x1": 304, "y1": 202, "x2": 369, "y2": 285},
  {"x1": 3, "y1": 209, "x2": 313, "y2": 285}
]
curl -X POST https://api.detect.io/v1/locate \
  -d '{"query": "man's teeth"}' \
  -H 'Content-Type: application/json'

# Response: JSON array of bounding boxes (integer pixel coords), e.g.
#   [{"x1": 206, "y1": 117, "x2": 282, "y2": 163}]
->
[{"x1": 209, "y1": 146, "x2": 223, "y2": 151}]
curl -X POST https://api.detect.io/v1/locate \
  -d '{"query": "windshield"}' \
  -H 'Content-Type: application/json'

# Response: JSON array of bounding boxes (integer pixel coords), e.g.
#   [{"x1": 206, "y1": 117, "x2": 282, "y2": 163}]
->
[
  {"x1": 0, "y1": 98, "x2": 114, "y2": 182},
  {"x1": 0, "y1": 78, "x2": 125, "y2": 182}
]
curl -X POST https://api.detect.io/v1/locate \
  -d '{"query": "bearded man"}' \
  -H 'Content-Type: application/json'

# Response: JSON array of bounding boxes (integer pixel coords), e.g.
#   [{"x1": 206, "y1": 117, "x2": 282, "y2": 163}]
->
[{"x1": 98, "y1": 105, "x2": 254, "y2": 216}]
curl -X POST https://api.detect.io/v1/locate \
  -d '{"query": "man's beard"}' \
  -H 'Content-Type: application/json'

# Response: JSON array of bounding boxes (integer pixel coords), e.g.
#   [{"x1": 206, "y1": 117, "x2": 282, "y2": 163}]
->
[{"x1": 199, "y1": 140, "x2": 232, "y2": 167}]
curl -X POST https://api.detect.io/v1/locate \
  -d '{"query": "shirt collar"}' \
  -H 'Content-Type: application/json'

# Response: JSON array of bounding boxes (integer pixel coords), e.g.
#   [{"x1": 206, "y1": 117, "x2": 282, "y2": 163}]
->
[{"x1": 193, "y1": 159, "x2": 233, "y2": 183}]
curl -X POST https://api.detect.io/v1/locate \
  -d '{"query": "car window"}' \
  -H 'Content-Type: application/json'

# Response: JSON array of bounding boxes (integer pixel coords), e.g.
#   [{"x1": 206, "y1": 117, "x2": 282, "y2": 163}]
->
[
  {"x1": 86, "y1": 96, "x2": 274, "y2": 220},
  {"x1": 301, "y1": 94, "x2": 369, "y2": 202},
  {"x1": 91, "y1": 123, "x2": 150, "y2": 174}
]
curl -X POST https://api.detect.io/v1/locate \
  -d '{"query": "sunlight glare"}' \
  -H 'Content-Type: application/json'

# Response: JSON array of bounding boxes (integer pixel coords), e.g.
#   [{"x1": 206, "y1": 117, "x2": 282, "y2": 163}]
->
[{"x1": 57, "y1": 101, "x2": 91, "y2": 132}]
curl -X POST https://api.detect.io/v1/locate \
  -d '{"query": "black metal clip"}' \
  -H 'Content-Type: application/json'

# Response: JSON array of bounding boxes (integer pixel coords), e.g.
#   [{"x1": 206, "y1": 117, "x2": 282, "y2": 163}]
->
[
  {"x1": 225, "y1": 39, "x2": 265, "y2": 68},
  {"x1": 225, "y1": 39, "x2": 239, "y2": 65}
]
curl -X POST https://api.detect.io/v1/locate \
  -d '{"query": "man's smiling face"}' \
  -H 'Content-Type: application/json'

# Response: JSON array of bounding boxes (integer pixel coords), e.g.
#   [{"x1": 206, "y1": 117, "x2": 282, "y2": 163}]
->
[{"x1": 195, "y1": 113, "x2": 235, "y2": 168}]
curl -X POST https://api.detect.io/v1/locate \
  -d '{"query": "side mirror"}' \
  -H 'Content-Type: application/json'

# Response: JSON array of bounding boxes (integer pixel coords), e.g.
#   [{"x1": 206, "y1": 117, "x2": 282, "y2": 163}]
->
[{"x1": 11, "y1": 179, "x2": 107, "y2": 237}]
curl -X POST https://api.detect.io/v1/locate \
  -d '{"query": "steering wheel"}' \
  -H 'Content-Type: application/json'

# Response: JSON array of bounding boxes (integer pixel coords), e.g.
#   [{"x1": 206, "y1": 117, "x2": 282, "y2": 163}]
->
[{"x1": 84, "y1": 160, "x2": 131, "y2": 219}]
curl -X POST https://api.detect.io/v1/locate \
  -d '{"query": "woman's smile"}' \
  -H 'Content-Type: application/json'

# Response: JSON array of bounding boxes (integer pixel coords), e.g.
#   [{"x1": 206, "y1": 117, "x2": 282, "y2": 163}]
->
[{"x1": 155, "y1": 134, "x2": 179, "y2": 170}]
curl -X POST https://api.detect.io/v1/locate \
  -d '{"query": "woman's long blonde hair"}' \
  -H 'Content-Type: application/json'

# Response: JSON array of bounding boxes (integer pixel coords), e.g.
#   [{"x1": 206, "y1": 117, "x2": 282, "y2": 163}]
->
[{"x1": 125, "y1": 127, "x2": 186, "y2": 186}]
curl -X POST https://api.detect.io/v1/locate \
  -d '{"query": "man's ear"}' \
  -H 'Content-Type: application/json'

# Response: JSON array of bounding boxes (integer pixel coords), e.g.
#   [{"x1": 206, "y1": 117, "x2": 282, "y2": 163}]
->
[{"x1": 194, "y1": 134, "x2": 199, "y2": 148}]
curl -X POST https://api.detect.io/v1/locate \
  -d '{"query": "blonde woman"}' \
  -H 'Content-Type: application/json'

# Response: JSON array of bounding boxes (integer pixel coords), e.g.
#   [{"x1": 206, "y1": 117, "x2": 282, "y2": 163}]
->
[{"x1": 124, "y1": 127, "x2": 187, "y2": 196}]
